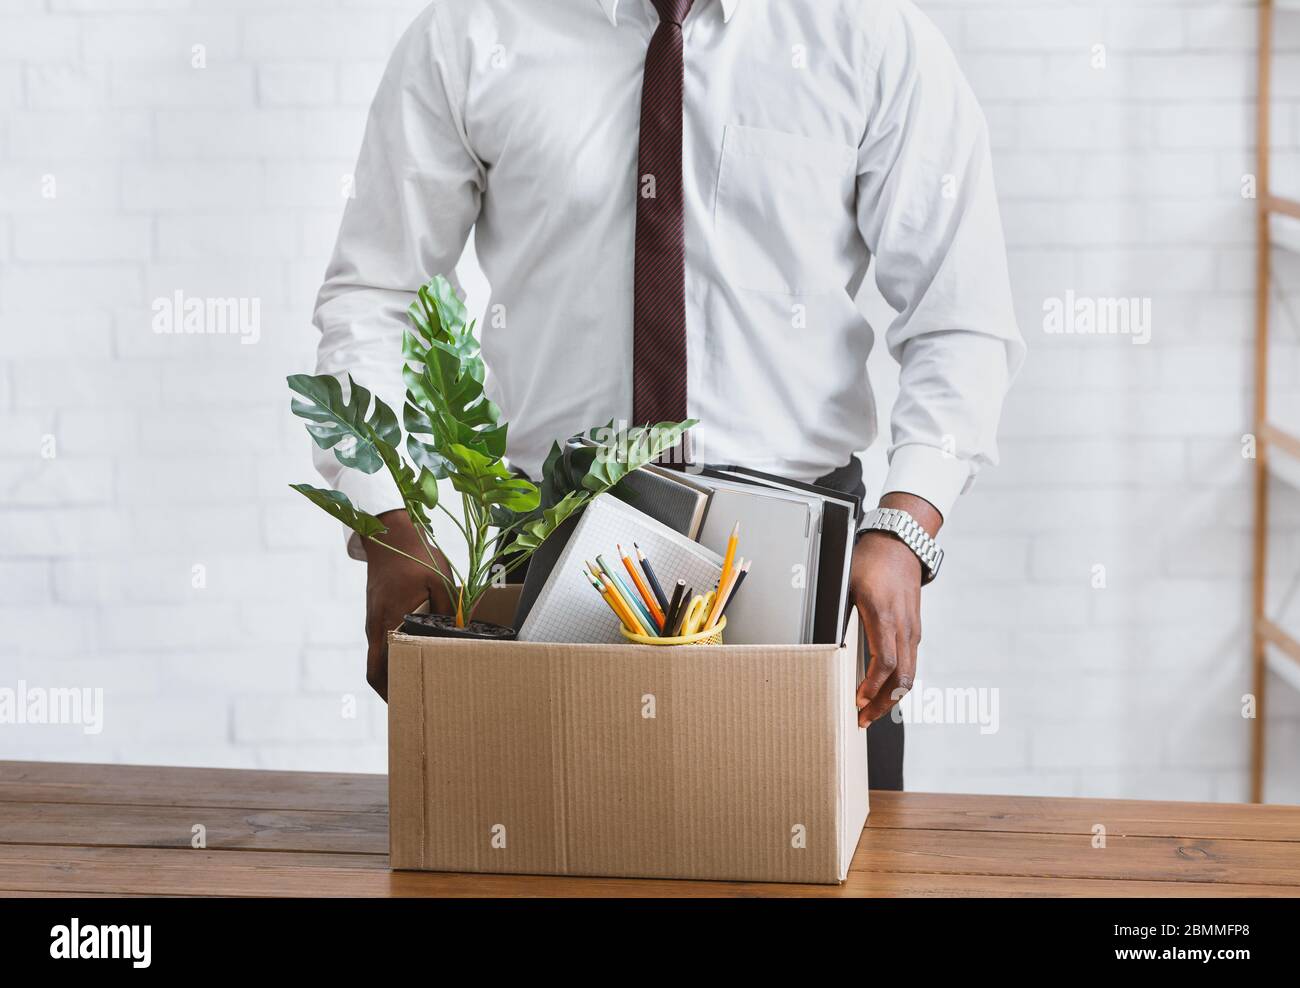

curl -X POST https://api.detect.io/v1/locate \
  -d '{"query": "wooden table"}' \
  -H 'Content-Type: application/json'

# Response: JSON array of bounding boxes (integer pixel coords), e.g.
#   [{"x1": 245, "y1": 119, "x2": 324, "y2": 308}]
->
[{"x1": 1, "y1": 761, "x2": 1298, "y2": 897}]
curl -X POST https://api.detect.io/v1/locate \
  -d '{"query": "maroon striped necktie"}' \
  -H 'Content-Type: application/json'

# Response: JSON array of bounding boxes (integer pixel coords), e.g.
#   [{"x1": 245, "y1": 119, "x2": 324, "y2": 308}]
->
[{"x1": 632, "y1": 0, "x2": 694, "y2": 433}]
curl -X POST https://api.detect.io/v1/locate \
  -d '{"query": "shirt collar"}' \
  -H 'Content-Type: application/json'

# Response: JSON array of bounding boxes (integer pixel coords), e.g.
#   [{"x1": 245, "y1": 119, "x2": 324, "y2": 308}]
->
[{"x1": 597, "y1": 0, "x2": 739, "y2": 27}]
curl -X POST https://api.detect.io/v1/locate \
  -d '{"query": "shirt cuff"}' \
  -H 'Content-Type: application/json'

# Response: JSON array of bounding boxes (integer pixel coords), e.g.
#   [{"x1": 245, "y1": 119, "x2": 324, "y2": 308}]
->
[
  {"x1": 333, "y1": 466, "x2": 404, "y2": 562},
  {"x1": 880, "y1": 443, "x2": 972, "y2": 523}
]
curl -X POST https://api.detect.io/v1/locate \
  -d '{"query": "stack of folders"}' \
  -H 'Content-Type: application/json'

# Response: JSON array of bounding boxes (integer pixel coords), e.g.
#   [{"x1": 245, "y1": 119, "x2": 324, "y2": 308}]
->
[
  {"x1": 694, "y1": 468, "x2": 859, "y2": 646},
  {"x1": 512, "y1": 437, "x2": 861, "y2": 646}
]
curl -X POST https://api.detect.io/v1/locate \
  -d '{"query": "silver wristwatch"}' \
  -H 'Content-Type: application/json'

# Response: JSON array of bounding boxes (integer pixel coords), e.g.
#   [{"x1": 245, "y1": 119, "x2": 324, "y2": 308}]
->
[{"x1": 859, "y1": 507, "x2": 944, "y2": 585}]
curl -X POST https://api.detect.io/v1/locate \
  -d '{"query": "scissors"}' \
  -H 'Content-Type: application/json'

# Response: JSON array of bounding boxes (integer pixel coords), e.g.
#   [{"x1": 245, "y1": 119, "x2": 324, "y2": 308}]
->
[{"x1": 680, "y1": 592, "x2": 715, "y2": 636}]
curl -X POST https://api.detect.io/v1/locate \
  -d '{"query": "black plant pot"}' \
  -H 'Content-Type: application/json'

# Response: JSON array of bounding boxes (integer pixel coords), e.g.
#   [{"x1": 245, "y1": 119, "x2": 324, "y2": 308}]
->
[{"x1": 400, "y1": 612, "x2": 517, "y2": 642}]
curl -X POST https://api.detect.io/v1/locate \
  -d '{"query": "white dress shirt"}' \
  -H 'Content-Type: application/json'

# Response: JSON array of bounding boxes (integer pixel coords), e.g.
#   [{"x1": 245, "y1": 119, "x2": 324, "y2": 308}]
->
[{"x1": 313, "y1": 0, "x2": 1024, "y2": 531}]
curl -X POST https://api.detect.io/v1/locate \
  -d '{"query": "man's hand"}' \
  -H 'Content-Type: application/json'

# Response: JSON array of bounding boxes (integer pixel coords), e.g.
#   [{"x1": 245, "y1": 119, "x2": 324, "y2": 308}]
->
[
  {"x1": 851, "y1": 492, "x2": 942, "y2": 728},
  {"x1": 364, "y1": 509, "x2": 453, "y2": 701}
]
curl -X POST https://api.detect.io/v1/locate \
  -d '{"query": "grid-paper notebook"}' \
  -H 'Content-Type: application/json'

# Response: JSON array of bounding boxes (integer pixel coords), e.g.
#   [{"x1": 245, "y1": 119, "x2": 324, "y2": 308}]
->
[
  {"x1": 511, "y1": 447, "x2": 713, "y2": 630},
  {"x1": 517, "y1": 495, "x2": 724, "y2": 645}
]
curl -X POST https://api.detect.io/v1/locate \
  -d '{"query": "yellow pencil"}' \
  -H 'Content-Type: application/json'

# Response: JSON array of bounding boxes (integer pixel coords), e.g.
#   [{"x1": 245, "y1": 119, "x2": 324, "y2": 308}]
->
[
  {"x1": 719, "y1": 522, "x2": 739, "y2": 584},
  {"x1": 587, "y1": 564, "x2": 626, "y2": 618},
  {"x1": 602, "y1": 586, "x2": 636, "y2": 632},
  {"x1": 583, "y1": 568, "x2": 630, "y2": 629},
  {"x1": 708, "y1": 522, "x2": 740, "y2": 628},
  {"x1": 705, "y1": 557, "x2": 743, "y2": 631},
  {"x1": 599, "y1": 573, "x2": 648, "y2": 636},
  {"x1": 591, "y1": 558, "x2": 653, "y2": 634}
]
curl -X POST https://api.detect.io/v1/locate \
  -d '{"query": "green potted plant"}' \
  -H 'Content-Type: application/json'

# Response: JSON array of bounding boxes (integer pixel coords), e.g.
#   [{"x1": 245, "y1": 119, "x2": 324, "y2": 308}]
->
[{"x1": 288, "y1": 275, "x2": 692, "y2": 640}]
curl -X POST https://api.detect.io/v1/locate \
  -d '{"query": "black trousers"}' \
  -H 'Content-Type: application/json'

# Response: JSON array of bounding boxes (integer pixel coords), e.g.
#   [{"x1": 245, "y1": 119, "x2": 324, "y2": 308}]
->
[
  {"x1": 811, "y1": 457, "x2": 904, "y2": 792},
  {"x1": 511, "y1": 457, "x2": 904, "y2": 792}
]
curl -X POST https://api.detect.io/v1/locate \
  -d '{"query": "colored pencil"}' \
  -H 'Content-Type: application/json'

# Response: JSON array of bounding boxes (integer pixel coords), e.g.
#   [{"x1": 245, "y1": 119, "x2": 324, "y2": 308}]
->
[
  {"x1": 719, "y1": 522, "x2": 740, "y2": 584},
  {"x1": 583, "y1": 568, "x2": 638, "y2": 633},
  {"x1": 588, "y1": 567, "x2": 646, "y2": 636},
  {"x1": 705, "y1": 557, "x2": 743, "y2": 631},
  {"x1": 719, "y1": 561, "x2": 750, "y2": 618},
  {"x1": 707, "y1": 522, "x2": 740, "y2": 628},
  {"x1": 599, "y1": 574, "x2": 647, "y2": 636},
  {"x1": 607, "y1": 562, "x2": 658, "y2": 635},
  {"x1": 596, "y1": 555, "x2": 658, "y2": 636},
  {"x1": 633, "y1": 543, "x2": 671, "y2": 613},
  {"x1": 619, "y1": 543, "x2": 665, "y2": 629},
  {"x1": 587, "y1": 560, "x2": 639, "y2": 634}
]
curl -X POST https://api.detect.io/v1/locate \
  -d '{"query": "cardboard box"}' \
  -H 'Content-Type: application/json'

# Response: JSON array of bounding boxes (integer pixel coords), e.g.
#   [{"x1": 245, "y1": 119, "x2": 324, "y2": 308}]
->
[{"x1": 387, "y1": 584, "x2": 869, "y2": 884}]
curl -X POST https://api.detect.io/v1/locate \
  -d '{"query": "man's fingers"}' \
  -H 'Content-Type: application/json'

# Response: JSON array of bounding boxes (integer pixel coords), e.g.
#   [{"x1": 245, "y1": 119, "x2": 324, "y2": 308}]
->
[
  {"x1": 859, "y1": 676, "x2": 905, "y2": 727},
  {"x1": 858, "y1": 623, "x2": 916, "y2": 727},
  {"x1": 895, "y1": 623, "x2": 916, "y2": 696},
  {"x1": 858, "y1": 607, "x2": 898, "y2": 704}
]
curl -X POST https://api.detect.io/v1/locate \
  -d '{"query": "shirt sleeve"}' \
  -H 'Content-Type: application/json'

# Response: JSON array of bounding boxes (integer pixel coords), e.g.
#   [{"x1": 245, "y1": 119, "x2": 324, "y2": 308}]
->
[
  {"x1": 855, "y1": 0, "x2": 1025, "y2": 522},
  {"x1": 311, "y1": 5, "x2": 484, "y2": 558}
]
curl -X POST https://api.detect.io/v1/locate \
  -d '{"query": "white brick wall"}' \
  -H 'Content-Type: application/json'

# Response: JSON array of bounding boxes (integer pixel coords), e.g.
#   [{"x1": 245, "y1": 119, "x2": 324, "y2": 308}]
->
[{"x1": 1, "y1": 0, "x2": 1298, "y2": 802}]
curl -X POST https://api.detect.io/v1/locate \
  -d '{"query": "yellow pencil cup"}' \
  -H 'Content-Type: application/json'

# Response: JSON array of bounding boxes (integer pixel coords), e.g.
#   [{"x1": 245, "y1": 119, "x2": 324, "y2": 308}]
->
[{"x1": 621, "y1": 617, "x2": 726, "y2": 646}]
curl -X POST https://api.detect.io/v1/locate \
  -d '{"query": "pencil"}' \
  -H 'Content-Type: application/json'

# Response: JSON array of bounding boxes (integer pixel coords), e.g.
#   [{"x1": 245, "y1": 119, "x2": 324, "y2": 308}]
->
[
  {"x1": 719, "y1": 522, "x2": 740, "y2": 586},
  {"x1": 634, "y1": 543, "x2": 671, "y2": 613},
  {"x1": 588, "y1": 560, "x2": 642, "y2": 634},
  {"x1": 719, "y1": 561, "x2": 750, "y2": 618},
  {"x1": 705, "y1": 540, "x2": 740, "y2": 630},
  {"x1": 669, "y1": 586, "x2": 694, "y2": 636},
  {"x1": 592, "y1": 566, "x2": 647, "y2": 637},
  {"x1": 664, "y1": 579, "x2": 686, "y2": 634},
  {"x1": 619, "y1": 544, "x2": 666, "y2": 629},
  {"x1": 599, "y1": 574, "x2": 647, "y2": 636},
  {"x1": 705, "y1": 557, "x2": 743, "y2": 631},
  {"x1": 607, "y1": 560, "x2": 658, "y2": 635},
  {"x1": 706, "y1": 522, "x2": 739, "y2": 628},
  {"x1": 596, "y1": 555, "x2": 658, "y2": 636},
  {"x1": 584, "y1": 568, "x2": 638, "y2": 632}
]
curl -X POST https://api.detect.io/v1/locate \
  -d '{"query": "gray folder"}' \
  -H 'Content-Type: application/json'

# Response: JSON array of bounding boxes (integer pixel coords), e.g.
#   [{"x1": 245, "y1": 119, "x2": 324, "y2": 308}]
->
[{"x1": 693, "y1": 474, "x2": 821, "y2": 645}]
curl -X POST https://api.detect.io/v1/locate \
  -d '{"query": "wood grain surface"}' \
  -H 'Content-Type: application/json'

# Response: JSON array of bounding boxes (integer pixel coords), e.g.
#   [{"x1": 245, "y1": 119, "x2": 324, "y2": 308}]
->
[{"x1": 1, "y1": 761, "x2": 1297, "y2": 897}]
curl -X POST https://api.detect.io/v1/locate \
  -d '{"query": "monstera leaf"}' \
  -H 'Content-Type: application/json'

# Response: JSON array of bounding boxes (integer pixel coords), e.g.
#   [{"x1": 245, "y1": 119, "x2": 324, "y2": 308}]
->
[
  {"x1": 533, "y1": 419, "x2": 696, "y2": 510},
  {"x1": 407, "y1": 275, "x2": 469, "y2": 351},
  {"x1": 445, "y1": 444, "x2": 540, "y2": 513},
  {"x1": 288, "y1": 373, "x2": 400, "y2": 475},
  {"x1": 500, "y1": 418, "x2": 698, "y2": 557},
  {"x1": 289, "y1": 484, "x2": 388, "y2": 540},
  {"x1": 506, "y1": 491, "x2": 588, "y2": 556},
  {"x1": 404, "y1": 399, "x2": 504, "y2": 468},
  {"x1": 581, "y1": 420, "x2": 694, "y2": 491},
  {"x1": 402, "y1": 276, "x2": 505, "y2": 459},
  {"x1": 404, "y1": 427, "x2": 453, "y2": 480},
  {"x1": 536, "y1": 439, "x2": 598, "y2": 511},
  {"x1": 374, "y1": 436, "x2": 439, "y2": 527}
]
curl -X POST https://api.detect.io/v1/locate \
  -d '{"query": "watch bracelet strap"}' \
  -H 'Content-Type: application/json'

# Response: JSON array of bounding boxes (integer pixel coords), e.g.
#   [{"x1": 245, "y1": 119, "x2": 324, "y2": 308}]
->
[{"x1": 860, "y1": 507, "x2": 943, "y2": 584}]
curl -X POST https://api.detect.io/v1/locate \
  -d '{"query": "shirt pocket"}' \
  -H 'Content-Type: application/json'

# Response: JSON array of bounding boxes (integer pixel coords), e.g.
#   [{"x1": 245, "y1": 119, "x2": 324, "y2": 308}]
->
[{"x1": 713, "y1": 124, "x2": 857, "y2": 296}]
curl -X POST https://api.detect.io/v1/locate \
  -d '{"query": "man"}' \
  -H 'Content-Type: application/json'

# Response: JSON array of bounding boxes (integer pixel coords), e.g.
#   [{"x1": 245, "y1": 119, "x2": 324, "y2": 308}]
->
[{"x1": 312, "y1": 0, "x2": 1023, "y2": 791}]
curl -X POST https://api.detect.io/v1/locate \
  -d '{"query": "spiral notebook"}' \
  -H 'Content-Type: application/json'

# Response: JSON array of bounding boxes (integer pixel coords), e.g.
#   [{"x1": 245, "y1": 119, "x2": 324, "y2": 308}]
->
[{"x1": 517, "y1": 495, "x2": 723, "y2": 644}]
